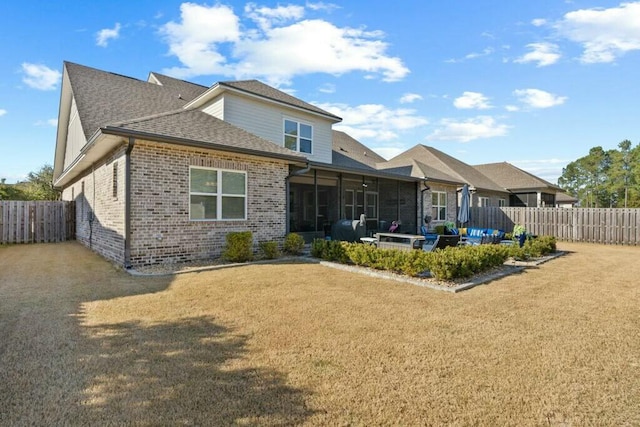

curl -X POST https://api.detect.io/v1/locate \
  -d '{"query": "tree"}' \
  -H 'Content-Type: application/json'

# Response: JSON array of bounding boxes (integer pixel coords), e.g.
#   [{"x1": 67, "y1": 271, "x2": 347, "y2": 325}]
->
[
  {"x1": 559, "y1": 140, "x2": 640, "y2": 208},
  {"x1": 0, "y1": 165, "x2": 58, "y2": 201}
]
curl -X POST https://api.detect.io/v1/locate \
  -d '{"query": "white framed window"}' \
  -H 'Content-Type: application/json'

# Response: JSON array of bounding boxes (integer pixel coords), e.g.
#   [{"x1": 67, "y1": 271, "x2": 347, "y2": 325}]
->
[
  {"x1": 284, "y1": 119, "x2": 313, "y2": 154},
  {"x1": 189, "y1": 167, "x2": 247, "y2": 221},
  {"x1": 431, "y1": 191, "x2": 447, "y2": 221},
  {"x1": 498, "y1": 198, "x2": 506, "y2": 207},
  {"x1": 479, "y1": 197, "x2": 490, "y2": 207}
]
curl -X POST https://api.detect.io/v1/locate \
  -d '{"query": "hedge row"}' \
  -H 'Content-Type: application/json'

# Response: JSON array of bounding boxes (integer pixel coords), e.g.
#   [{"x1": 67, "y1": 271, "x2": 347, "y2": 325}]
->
[{"x1": 311, "y1": 235, "x2": 557, "y2": 280}]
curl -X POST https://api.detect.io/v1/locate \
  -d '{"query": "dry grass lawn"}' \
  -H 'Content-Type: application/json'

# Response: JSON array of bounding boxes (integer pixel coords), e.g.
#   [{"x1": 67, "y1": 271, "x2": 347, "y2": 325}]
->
[{"x1": 1, "y1": 241, "x2": 639, "y2": 425}]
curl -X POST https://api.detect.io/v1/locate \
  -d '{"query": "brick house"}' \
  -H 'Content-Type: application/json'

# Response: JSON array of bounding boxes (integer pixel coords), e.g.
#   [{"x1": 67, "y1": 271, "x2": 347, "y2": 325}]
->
[
  {"x1": 54, "y1": 62, "x2": 455, "y2": 267},
  {"x1": 53, "y1": 62, "x2": 561, "y2": 267}
]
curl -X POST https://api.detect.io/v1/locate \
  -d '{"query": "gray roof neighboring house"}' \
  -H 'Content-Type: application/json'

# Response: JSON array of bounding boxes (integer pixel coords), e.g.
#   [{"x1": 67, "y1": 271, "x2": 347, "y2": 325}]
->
[
  {"x1": 473, "y1": 162, "x2": 562, "y2": 192},
  {"x1": 379, "y1": 145, "x2": 505, "y2": 191}
]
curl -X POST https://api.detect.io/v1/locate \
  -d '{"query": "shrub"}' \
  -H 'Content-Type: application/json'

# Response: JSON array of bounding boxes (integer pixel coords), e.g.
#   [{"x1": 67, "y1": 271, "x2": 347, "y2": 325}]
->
[
  {"x1": 311, "y1": 239, "x2": 348, "y2": 263},
  {"x1": 259, "y1": 241, "x2": 280, "y2": 259},
  {"x1": 222, "y1": 231, "x2": 253, "y2": 262},
  {"x1": 283, "y1": 233, "x2": 305, "y2": 255}
]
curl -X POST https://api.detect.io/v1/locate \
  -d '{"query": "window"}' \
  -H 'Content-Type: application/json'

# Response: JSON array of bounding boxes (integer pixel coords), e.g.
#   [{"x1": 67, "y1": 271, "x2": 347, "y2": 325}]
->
[
  {"x1": 365, "y1": 192, "x2": 378, "y2": 219},
  {"x1": 431, "y1": 191, "x2": 447, "y2": 221},
  {"x1": 112, "y1": 162, "x2": 118, "y2": 198},
  {"x1": 284, "y1": 119, "x2": 312, "y2": 154},
  {"x1": 190, "y1": 167, "x2": 246, "y2": 220},
  {"x1": 479, "y1": 197, "x2": 490, "y2": 207},
  {"x1": 498, "y1": 198, "x2": 506, "y2": 207}
]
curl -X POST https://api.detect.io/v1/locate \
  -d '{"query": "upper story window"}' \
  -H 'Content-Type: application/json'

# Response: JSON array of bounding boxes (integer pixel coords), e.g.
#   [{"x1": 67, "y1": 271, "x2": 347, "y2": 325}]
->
[
  {"x1": 498, "y1": 198, "x2": 506, "y2": 207},
  {"x1": 284, "y1": 119, "x2": 312, "y2": 154},
  {"x1": 432, "y1": 191, "x2": 447, "y2": 221},
  {"x1": 479, "y1": 196, "x2": 490, "y2": 207},
  {"x1": 190, "y1": 167, "x2": 247, "y2": 221}
]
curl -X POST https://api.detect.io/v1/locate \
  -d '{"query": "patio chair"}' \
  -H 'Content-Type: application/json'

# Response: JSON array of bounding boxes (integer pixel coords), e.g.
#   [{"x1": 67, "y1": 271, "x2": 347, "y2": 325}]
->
[{"x1": 422, "y1": 234, "x2": 461, "y2": 252}]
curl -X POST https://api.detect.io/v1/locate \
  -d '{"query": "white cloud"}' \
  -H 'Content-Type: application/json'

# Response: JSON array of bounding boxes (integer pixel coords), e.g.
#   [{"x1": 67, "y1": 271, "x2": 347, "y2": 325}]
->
[
  {"x1": 96, "y1": 23, "x2": 121, "y2": 47},
  {"x1": 399, "y1": 93, "x2": 422, "y2": 104},
  {"x1": 532, "y1": 18, "x2": 547, "y2": 27},
  {"x1": 556, "y1": 2, "x2": 640, "y2": 63},
  {"x1": 0, "y1": 109, "x2": 6, "y2": 117},
  {"x1": 306, "y1": 2, "x2": 340, "y2": 12},
  {"x1": 160, "y1": 2, "x2": 408, "y2": 85},
  {"x1": 35, "y1": 118, "x2": 58, "y2": 127},
  {"x1": 513, "y1": 88, "x2": 567, "y2": 108},
  {"x1": 426, "y1": 116, "x2": 509, "y2": 142},
  {"x1": 317, "y1": 102, "x2": 428, "y2": 142},
  {"x1": 514, "y1": 42, "x2": 561, "y2": 67},
  {"x1": 505, "y1": 105, "x2": 520, "y2": 112},
  {"x1": 446, "y1": 47, "x2": 494, "y2": 63},
  {"x1": 318, "y1": 83, "x2": 335, "y2": 93},
  {"x1": 454, "y1": 91, "x2": 492, "y2": 110},
  {"x1": 21, "y1": 63, "x2": 61, "y2": 91},
  {"x1": 245, "y1": 3, "x2": 305, "y2": 31}
]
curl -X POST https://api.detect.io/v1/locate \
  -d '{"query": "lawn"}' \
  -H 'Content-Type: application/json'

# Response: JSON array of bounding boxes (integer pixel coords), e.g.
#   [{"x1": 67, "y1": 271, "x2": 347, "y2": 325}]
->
[{"x1": 1, "y1": 241, "x2": 639, "y2": 425}]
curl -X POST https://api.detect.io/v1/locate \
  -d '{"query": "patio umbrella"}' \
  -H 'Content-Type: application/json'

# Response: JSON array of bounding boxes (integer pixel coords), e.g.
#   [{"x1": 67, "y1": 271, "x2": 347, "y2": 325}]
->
[{"x1": 457, "y1": 184, "x2": 471, "y2": 226}]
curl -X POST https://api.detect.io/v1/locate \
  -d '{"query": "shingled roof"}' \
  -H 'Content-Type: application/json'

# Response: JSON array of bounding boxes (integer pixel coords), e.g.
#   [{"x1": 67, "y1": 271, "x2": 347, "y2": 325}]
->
[
  {"x1": 104, "y1": 109, "x2": 306, "y2": 161},
  {"x1": 64, "y1": 62, "x2": 197, "y2": 141},
  {"x1": 473, "y1": 162, "x2": 562, "y2": 192},
  {"x1": 219, "y1": 80, "x2": 341, "y2": 121},
  {"x1": 379, "y1": 145, "x2": 505, "y2": 191},
  {"x1": 147, "y1": 72, "x2": 208, "y2": 102},
  {"x1": 331, "y1": 130, "x2": 386, "y2": 171}
]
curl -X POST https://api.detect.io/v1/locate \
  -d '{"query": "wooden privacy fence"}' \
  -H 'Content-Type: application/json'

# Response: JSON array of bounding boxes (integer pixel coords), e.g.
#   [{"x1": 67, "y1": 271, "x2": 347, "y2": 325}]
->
[
  {"x1": 0, "y1": 201, "x2": 75, "y2": 244},
  {"x1": 469, "y1": 207, "x2": 640, "y2": 245}
]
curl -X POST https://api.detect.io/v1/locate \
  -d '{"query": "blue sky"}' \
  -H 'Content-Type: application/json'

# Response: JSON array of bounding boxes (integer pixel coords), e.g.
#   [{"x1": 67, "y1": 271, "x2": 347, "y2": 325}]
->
[{"x1": 1, "y1": 1, "x2": 638, "y2": 184}]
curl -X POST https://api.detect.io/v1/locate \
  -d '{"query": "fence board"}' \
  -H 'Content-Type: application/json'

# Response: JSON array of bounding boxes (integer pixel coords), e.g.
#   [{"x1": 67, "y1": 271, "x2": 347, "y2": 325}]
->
[
  {"x1": 0, "y1": 201, "x2": 75, "y2": 244},
  {"x1": 468, "y1": 206, "x2": 640, "y2": 245}
]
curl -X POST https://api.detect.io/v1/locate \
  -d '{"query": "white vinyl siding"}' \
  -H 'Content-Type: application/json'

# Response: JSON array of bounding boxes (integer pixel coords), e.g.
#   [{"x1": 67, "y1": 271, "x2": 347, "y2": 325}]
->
[
  {"x1": 202, "y1": 92, "x2": 334, "y2": 163},
  {"x1": 201, "y1": 97, "x2": 224, "y2": 119},
  {"x1": 64, "y1": 97, "x2": 88, "y2": 170}
]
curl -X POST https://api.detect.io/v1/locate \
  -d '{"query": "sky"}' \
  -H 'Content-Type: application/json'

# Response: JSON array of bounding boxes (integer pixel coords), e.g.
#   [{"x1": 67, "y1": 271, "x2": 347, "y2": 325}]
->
[{"x1": 1, "y1": 1, "x2": 639, "y2": 184}]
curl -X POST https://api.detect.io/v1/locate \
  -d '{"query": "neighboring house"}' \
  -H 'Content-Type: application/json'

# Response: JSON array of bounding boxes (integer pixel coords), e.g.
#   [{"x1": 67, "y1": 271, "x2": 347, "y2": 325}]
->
[
  {"x1": 379, "y1": 145, "x2": 511, "y2": 223},
  {"x1": 473, "y1": 162, "x2": 562, "y2": 207},
  {"x1": 555, "y1": 192, "x2": 579, "y2": 208},
  {"x1": 53, "y1": 62, "x2": 423, "y2": 267}
]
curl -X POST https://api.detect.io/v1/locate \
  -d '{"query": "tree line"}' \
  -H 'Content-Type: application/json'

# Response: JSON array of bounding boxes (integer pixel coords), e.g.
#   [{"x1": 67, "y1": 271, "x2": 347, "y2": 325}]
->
[
  {"x1": 558, "y1": 140, "x2": 640, "y2": 208},
  {"x1": 0, "y1": 164, "x2": 59, "y2": 201}
]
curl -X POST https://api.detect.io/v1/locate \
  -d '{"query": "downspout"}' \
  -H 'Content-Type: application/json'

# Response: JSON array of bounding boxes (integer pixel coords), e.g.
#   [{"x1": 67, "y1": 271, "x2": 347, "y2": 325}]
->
[
  {"x1": 285, "y1": 162, "x2": 311, "y2": 234},
  {"x1": 124, "y1": 138, "x2": 135, "y2": 269},
  {"x1": 420, "y1": 178, "x2": 430, "y2": 232}
]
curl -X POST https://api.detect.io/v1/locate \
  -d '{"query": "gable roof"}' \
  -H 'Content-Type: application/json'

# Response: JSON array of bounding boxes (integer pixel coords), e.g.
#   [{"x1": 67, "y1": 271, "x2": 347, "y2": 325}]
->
[
  {"x1": 473, "y1": 162, "x2": 562, "y2": 192},
  {"x1": 221, "y1": 80, "x2": 341, "y2": 120},
  {"x1": 103, "y1": 109, "x2": 306, "y2": 160},
  {"x1": 331, "y1": 130, "x2": 386, "y2": 171},
  {"x1": 54, "y1": 62, "x2": 309, "y2": 186},
  {"x1": 379, "y1": 145, "x2": 505, "y2": 191},
  {"x1": 147, "y1": 72, "x2": 208, "y2": 102}
]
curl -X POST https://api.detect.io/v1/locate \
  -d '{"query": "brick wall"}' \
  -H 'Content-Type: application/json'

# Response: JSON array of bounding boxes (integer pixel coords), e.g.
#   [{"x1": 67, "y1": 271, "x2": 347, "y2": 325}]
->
[
  {"x1": 128, "y1": 141, "x2": 289, "y2": 266},
  {"x1": 60, "y1": 146, "x2": 127, "y2": 264}
]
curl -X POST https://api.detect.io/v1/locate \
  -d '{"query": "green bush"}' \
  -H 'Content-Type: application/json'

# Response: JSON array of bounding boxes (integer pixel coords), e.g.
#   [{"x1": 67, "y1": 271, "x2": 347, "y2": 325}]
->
[
  {"x1": 283, "y1": 233, "x2": 305, "y2": 255},
  {"x1": 259, "y1": 241, "x2": 280, "y2": 259},
  {"x1": 311, "y1": 239, "x2": 348, "y2": 263},
  {"x1": 222, "y1": 231, "x2": 254, "y2": 262}
]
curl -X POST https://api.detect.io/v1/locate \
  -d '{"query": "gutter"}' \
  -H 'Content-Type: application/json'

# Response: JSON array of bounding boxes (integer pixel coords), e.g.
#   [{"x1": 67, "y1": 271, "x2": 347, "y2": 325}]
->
[{"x1": 124, "y1": 138, "x2": 134, "y2": 269}]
